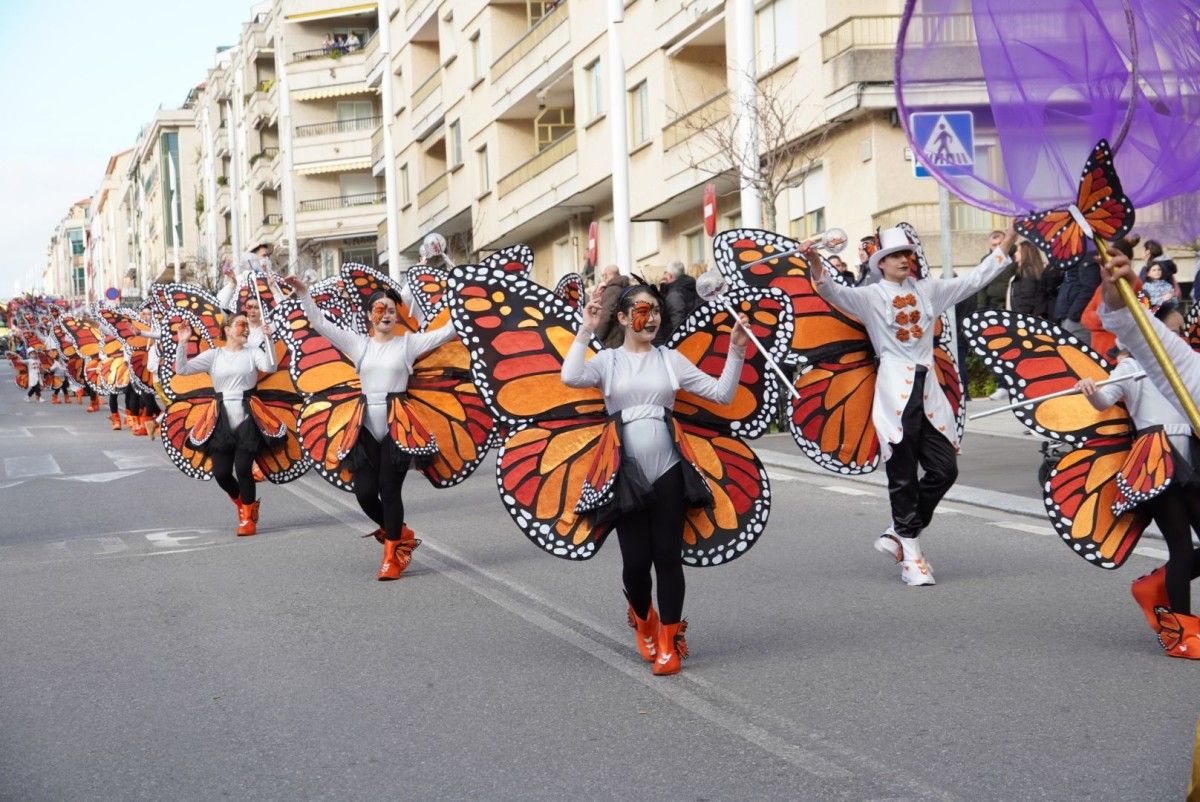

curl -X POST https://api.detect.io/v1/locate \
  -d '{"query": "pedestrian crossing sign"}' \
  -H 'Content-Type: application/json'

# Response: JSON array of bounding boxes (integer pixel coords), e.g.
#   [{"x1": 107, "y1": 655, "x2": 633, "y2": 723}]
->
[{"x1": 910, "y1": 111, "x2": 974, "y2": 178}]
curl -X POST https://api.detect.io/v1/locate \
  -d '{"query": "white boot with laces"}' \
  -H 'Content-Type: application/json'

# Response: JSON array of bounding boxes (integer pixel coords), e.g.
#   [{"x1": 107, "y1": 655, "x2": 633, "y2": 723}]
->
[
  {"x1": 874, "y1": 526, "x2": 901, "y2": 563},
  {"x1": 898, "y1": 536, "x2": 935, "y2": 587}
]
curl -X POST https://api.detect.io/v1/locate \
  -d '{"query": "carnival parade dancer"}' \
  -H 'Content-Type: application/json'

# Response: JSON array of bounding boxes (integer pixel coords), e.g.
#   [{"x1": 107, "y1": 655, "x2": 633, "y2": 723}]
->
[
  {"x1": 810, "y1": 224, "x2": 1017, "y2": 585},
  {"x1": 1098, "y1": 254, "x2": 1200, "y2": 659},
  {"x1": 136, "y1": 307, "x2": 162, "y2": 440},
  {"x1": 24, "y1": 350, "x2": 43, "y2": 402},
  {"x1": 562, "y1": 284, "x2": 750, "y2": 675},
  {"x1": 283, "y1": 274, "x2": 457, "y2": 580},
  {"x1": 173, "y1": 313, "x2": 277, "y2": 536},
  {"x1": 49, "y1": 355, "x2": 69, "y2": 404}
]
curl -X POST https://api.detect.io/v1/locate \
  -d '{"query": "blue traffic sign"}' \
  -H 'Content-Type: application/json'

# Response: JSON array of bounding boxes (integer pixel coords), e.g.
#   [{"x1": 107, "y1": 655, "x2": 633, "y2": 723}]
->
[{"x1": 911, "y1": 111, "x2": 974, "y2": 178}]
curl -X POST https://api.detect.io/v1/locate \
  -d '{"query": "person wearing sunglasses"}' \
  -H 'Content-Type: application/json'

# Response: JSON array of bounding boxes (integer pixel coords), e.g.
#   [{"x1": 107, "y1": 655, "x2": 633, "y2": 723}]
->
[
  {"x1": 810, "y1": 224, "x2": 1016, "y2": 586},
  {"x1": 173, "y1": 312, "x2": 277, "y2": 536}
]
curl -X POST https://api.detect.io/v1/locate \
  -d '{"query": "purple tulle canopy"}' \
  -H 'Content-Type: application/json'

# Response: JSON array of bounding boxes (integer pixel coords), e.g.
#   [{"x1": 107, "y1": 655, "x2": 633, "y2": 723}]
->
[{"x1": 896, "y1": 0, "x2": 1200, "y2": 227}]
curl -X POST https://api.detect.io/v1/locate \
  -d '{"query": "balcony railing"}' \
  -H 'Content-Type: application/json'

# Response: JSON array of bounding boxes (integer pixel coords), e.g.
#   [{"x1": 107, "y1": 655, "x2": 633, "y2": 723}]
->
[
  {"x1": 663, "y1": 91, "x2": 728, "y2": 150},
  {"x1": 263, "y1": 213, "x2": 282, "y2": 226},
  {"x1": 871, "y1": 201, "x2": 1006, "y2": 234},
  {"x1": 412, "y1": 70, "x2": 441, "y2": 108},
  {"x1": 491, "y1": 0, "x2": 568, "y2": 81},
  {"x1": 417, "y1": 172, "x2": 448, "y2": 207},
  {"x1": 291, "y1": 30, "x2": 378, "y2": 62},
  {"x1": 497, "y1": 130, "x2": 576, "y2": 198},
  {"x1": 249, "y1": 146, "x2": 279, "y2": 165},
  {"x1": 821, "y1": 14, "x2": 975, "y2": 62},
  {"x1": 298, "y1": 191, "x2": 386, "y2": 212},
  {"x1": 370, "y1": 124, "x2": 384, "y2": 164},
  {"x1": 295, "y1": 115, "x2": 381, "y2": 138}
]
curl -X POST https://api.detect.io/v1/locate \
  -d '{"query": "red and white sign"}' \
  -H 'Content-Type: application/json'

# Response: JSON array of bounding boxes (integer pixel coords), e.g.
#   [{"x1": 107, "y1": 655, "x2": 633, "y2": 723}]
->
[
  {"x1": 703, "y1": 183, "x2": 717, "y2": 236},
  {"x1": 586, "y1": 221, "x2": 599, "y2": 267}
]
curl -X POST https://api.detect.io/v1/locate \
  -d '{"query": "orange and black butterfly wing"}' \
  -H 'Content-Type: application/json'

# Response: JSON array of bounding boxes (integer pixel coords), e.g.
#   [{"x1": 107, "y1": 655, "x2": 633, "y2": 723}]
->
[
  {"x1": 308, "y1": 276, "x2": 358, "y2": 331},
  {"x1": 407, "y1": 338, "x2": 498, "y2": 488},
  {"x1": 933, "y1": 320, "x2": 966, "y2": 442},
  {"x1": 8, "y1": 353, "x2": 29, "y2": 390},
  {"x1": 1184, "y1": 301, "x2": 1200, "y2": 353},
  {"x1": 552, "y1": 273, "x2": 586, "y2": 311},
  {"x1": 713, "y1": 229, "x2": 870, "y2": 364},
  {"x1": 446, "y1": 260, "x2": 607, "y2": 425},
  {"x1": 1112, "y1": 429, "x2": 1174, "y2": 516},
  {"x1": 341, "y1": 263, "x2": 419, "y2": 336},
  {"x1": 1043, "y1": 436, "x2": 1150, "y2": 569},
  {"x1": 158, "y1": 283, "x2": 223, "y2": 346},
  {"x1": 407, "y1": 265, "x2": 450, "y2": 322},
  {"x1": 275, "y1": 298, "x2": 364, "y2": 491},
  {"x1": 495, "y1": 418, "x2": 616, "y2": 560},
  {"x1": 790, "y1": 348, "x2": 880, "y2": 474},
  {"x1": 1015, "y1": 140, "x2": 1134, "y2": 269},
  {"x1": 963, "y1": 310, "x2": 1133, "y2": 443},
  {"x1": 480, "y1": 245, "x2": 534, "y2": 278},
  {"x1": 667, "y1": 285, "x2": 793, "y2": 439},
  {"x1": 248, "y1": 341, "x2": 311, "y2": 484},
  {"x1": 673, "y1": 419, "x2": 772, "y2": 566},
  {"x1": 161, "y1": 395, "x2": 219, "y2": 481}
]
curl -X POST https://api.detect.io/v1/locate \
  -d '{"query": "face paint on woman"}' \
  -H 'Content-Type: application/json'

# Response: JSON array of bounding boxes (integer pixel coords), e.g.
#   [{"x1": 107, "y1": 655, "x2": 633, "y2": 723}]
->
[
  {"x1": 371, "y1": 302, "x2": 389, "y2": 327},
  {"x1": 630, "y1": 301, "x2": 656, "y2": 332},
  {"x1": 233, "y1": 321, "x2": 250, "y2": 335}
]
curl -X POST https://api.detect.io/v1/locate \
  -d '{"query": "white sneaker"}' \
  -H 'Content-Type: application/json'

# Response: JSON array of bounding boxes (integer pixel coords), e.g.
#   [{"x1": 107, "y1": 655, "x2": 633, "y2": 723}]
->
[
  {"x1": 988, "y1": 388, "x2": 1006, "y2": 401},
  {"x1": 25, "y1": 396, "x2": 31, "y2": 403},
  {"x1": 874, "y1": 527, "x2": 901, "y2": 563},
  {"x1": 901, "y1": 557, "x2": 936, "y2": 586},
  {"x1": 37, "y1": 397, "x2": 44, "y2": 404}
]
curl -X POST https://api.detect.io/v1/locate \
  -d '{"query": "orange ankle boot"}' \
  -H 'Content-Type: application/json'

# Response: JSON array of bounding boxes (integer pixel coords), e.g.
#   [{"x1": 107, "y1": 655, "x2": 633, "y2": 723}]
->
[
  {"x1": 1155, "y1": 608, "x2": 1200, "y2": 659},
  {"x1": 652, "y1": 620, "x2": 688, "y2": 676},
  {"x1": 109, "y1": 412, "x2": 122, "y2": 430},
  {"x1": 130, "y1": 415, "x2": 147, "y2": 436},
  {"x1": 143, "y1": 414, "x2": 158, "y2": 440},
  {"x1": 1132, "y1": 565, "x2": 1169, "y2": 632},
  {"x1": 626, "y1": 597, "x2": 659, "y2": 663},
  {"x1": 237, "y1": 500, "x2": 259, "y2": 536},
  {"x1": 377, "y1": 535, "x2": 421, "y2": 581},
  {"x1": 51, "y1": 395, "x2": 61, "y2": 405}
]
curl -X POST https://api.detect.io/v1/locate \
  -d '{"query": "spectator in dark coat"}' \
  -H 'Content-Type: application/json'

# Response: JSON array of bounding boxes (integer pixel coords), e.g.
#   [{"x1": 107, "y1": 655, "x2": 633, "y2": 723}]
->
[
  {"x1": 1055, "y1": 252, "x2": 1101, "y2": 346},
  {"x1": 593, "y1": 264, "x2": 631, "y2": 349},
  {"x1": 1009, "y1": 241, "x2": 1053, "y2": 318},
  {"x1": 975, "y1": 230, "x2": 1015, "y2": 309},
  {"x1": 656, "y1": 260, "x2": 699, "y2": 345}
]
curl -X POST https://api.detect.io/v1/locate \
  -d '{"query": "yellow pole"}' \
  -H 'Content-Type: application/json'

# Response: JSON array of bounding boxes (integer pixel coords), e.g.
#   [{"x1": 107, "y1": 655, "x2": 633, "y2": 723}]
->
[{"x1": 1095, "y1": 239, "x2": 1200, "y2": 436}]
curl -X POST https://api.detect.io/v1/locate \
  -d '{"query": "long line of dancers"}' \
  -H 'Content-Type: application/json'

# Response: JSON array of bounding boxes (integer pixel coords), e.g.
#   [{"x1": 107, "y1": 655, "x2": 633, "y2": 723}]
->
[{"x1": 6, "y1": 225, "x2": 1200, "y2": 673}]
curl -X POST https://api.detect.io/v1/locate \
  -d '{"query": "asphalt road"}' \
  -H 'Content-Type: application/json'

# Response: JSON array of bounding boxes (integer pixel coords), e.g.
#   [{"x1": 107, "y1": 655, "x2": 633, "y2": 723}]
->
[{"x1": 0, "y1": 366, "x2": 1195, "y2": 801}]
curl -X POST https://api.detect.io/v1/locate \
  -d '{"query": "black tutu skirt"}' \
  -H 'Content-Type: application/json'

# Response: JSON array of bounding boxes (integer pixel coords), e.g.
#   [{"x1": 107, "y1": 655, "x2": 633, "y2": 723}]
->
[
  {"x1": 202, "y1": 396, "x2": 282, "y2": 455},
  {"x1": 344, "y1": 428, "x2": 432, "y2": 473}
]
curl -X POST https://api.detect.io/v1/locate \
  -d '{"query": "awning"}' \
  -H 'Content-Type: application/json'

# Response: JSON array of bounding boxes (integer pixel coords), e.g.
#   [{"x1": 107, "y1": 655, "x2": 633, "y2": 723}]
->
[
  {"x1": 285, "y1": 3, "x2": 375, "y2": 22},
  {"x1": 294, "y1": 158, "x2": 372, "y2": 175},
  {"x1": 292, "y1": 83, "x2": 372, "y2": 102}
]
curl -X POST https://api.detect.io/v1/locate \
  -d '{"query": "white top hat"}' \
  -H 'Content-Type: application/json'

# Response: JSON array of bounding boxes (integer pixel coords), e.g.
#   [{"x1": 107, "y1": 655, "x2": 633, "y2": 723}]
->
[{"x1": 868, "y1": 227, "x2": 922, "y2": 272}]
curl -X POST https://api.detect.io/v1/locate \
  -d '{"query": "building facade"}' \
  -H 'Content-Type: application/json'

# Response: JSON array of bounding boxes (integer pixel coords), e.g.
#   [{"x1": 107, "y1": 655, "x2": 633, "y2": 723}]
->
[{"x1": 44, "y1": 200, "x2": 91, "y2": 301}]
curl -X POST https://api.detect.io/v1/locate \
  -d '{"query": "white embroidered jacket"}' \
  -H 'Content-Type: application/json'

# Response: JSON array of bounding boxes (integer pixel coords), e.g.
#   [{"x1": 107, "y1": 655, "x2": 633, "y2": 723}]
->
[{"x1": 813, "y1": 248, "x2": 1013, "y2": 461}]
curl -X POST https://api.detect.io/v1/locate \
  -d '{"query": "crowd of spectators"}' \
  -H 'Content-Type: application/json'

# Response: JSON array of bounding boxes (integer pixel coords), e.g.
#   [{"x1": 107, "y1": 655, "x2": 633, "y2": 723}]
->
[{"x1": 322, "y1": 32, "x2": 363, "y2": 56}]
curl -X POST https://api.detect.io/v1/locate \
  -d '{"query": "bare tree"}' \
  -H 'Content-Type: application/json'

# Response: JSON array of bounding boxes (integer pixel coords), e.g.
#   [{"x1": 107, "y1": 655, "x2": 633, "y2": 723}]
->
[{"x1": 669, "y1": 67, "x2": 839, "y2": 232}]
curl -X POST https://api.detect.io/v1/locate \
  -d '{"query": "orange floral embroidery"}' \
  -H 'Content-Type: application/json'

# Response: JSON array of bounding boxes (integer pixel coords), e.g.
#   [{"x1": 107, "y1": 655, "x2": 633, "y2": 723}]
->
[
  {"x1": 908, "y1": 309, "x2": 921, "y2": 323},
  {"x1": 892, "y1": 293, "x2": 916, "y2": 309},
  {"x1": 896, "y1": 328, "x2": 911, "y2": 342},
  {"x1": 896, "y1": 311, "x2": 910, "y2": 325},
  {"x1": 910, "y1": 324, "x2": 924, "y2": 339}
]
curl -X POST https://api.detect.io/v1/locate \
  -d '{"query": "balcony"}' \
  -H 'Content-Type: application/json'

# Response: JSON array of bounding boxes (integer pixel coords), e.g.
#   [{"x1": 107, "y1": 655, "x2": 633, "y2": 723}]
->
[
  {"x1": 245, "y1": 80, "x2": 276, "y2": 129},
  {"x1": 871, "y1": 201, "x2": 1004, "y2": 267},
  {"x1": 411, "y1": 70, "x2": 443, "y2": 140},
  {"x1": 263, "y1": 213, "x2": 283, "y2": 227},
  {"x1": 364, "y1": 28, "x2": 384, "y2": 88},
  {"x1": 492, "y1": 1, "x2": 569, "y2": 84},
  {"x1": 288, "y1": 35, "x2": 376, "y2": 100},
  {"x1": 214, "y1": 182, "x2": 231, "y2": 213},
  {"x1": 248, "y1": 18, "x2": 274, "y2": 61},
  {"x1": 417, "y1": 171, "x2": 447, "y2": 208},
  {"x1": 821, "y1": 14, "x2": 978, "y2": 98},
  {"x1": 663, "y1": 91, "x2": 728, "y2": 151},
  {"x1": 293, "y1": 116, "x2": 379, "y2": 172},
  {"x1": 215, "y1": 129, "x2": 231, "y2": 158},
  {"x1": 249, "y1": 146, "x2": 280, "y2": 190},
  {"x1": 296, "y1": 191, "x2": 386, "y2": 239},
  {"x1": 497, "y1": 130, "x2": 576, "y2": 199}
]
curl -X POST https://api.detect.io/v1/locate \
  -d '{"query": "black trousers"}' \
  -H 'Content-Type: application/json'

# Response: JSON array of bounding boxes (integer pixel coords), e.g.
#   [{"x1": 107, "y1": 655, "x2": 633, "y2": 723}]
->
[
  {"x1": 1148, "y1": 485, "x2": 1200, "y2": 614},
  {"x1": 52, "y1": 381, "x2": 67, "y2": 397},
  {"x1": 352, "y1": 431, "x2": 411, "y2": 543},
  {"x1": 211, "y1": 447, "x2": 257, "y2": 504},
  {"x1": 27, "y1": 383, "x2": 41, "y2": 398},
  {"x1": 885, "y1": 369, "x2": 959, "y2": 538},
  {"x1": 615, "y1": 464, "x2": 687, "y2": 624},
  {"x1": 140, "y1": 391, "x2": 160, "y2": 416}
]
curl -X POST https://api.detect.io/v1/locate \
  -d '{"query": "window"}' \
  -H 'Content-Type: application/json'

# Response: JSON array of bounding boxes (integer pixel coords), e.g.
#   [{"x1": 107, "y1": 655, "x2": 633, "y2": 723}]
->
[
  {"x1": 554, "y1": 237, "x2": 575, "y2": 276},
  {"x1": 584, "y1": 58, "x2": 604, "y2": 120},
  {"x1": 448, "y1": 120, "x2": 463, "y2": 167},
  {"x1": 339, "y1": 172, "x2": 379, "y2": 200},
  {"x1": 632, "y1": 221, "x2": 661, "y2": 259},
  {"x1": 756, "y1": 0, "x2": 798, "y2": 71},
  {"x1": 341, "y1": 241, "x2": 376, "y2": 267},
  {"x1": 684, "y1": 229, "x2": 705, "y2": 267},
  {"x1": 336, "y1": 100, "x2": 376, "y2": 132},
  {"x1": 534, "y1": 108, "x2": 574, "y2": 150},
  {"x1": 399, "y1": 164, "x2": 410, "y2": 206},
  {"x1": 469, "y1": 33, "x2": 483, "y2": 83},
  {"x1": 628, "y1": 82, "x2": 649, "y2": 147},
  {"x1": 788, "y1": 165, "x2": 826, "y2": 239},
  {"x1": 476, "y1": 145, "x2": 490, "y2": 194}
]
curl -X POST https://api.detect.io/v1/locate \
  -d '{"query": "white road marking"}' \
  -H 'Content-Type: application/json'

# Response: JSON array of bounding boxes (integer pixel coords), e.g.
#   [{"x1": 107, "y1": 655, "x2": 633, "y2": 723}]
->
[
  {"x1": 103, "y1": 449, "x2": 165, "y2": 470},
  {"x1": 61, "y1": 470, "x2": 144, "y2": 483},
  {"x1": 0, "y1": 427, "x2": 33, "y2": 438},
  {"x1": 0, "y1": 480, "x2": 26, "y2": 490},
  {"x1": 1133, "y1": 546, "x2": 1170, "y2": 560},
  {"x1": 993, "y1": 521, "x2": 1054, "y2": 537},
  {"x1": 4, "y1": 454, "x2": 62, "y2": 479},
  {"x1": 822, "y1": 484, "x2": 873, "y2": 496},
  {"x1": 46, "y1": 536, "x2": 128, "y2": 556},
  {"x1": 145, "y1": 531, "x2": 203, "y2": 548}
]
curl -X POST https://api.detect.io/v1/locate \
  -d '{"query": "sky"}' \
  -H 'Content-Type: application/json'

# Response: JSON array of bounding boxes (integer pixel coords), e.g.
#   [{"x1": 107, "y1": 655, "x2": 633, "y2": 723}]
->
[{"x1": 0, "y1": 0, "x2": 259, "y2": 297}]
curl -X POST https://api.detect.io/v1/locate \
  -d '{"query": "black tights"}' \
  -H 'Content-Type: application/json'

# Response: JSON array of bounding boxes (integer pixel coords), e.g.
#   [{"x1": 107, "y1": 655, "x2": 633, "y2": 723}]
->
[
  {"x1": 211, "y1": 448, "x2": 257, "y2": 504},
  {"x1": 1148, "y1": 485, "x2": 1200, "y2": 614},
  {"x1": 108, "y1": 394, "x2": 120, "y2": 413},
  {"x1": 352, "y1": 431, "x2": 411, "y2": 542},
  {"x1": 615, "y1": 464, "x2": 687, "y2": 624},
  {"x1": 126, "y1": 387, "x2": 141, "y2": 415},
  {"x1": 27, "y1": 383, "x2": 41, "y2": 399},
  {"x1": 53, "y1": 382, "x2": 68, "y2": 398}
]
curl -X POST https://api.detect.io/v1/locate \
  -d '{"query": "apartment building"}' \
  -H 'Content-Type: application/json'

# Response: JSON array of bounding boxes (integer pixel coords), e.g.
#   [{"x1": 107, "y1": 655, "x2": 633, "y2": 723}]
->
[
  {"x1": 43, "y1": 200, "x2": 91, "y2": 300},
  {"x1": 89, "y1": 150, "x2": 135, "y2": 303},
  {"x1": 122, "y1": 108, "x2": 202, "y2": 295}
]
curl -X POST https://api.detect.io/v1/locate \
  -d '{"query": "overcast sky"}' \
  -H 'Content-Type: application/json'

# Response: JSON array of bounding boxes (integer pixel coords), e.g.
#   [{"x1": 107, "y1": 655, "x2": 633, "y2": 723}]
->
[{"x1": 0, "y1": 0, "x2": 258, "y2": 296}]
